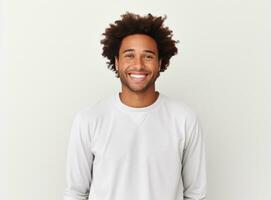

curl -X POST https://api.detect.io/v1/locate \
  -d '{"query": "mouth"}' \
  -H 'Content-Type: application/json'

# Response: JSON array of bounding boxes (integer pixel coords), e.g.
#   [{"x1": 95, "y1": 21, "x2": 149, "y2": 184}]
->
[{"x1": 128, "y1": 72, "x2": 148, "y2": 82}]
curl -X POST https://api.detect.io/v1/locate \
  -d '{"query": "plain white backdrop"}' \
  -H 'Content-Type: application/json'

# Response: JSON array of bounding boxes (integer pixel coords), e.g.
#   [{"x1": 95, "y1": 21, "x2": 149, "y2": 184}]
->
[{"x1": 3, "y1": 0, "x2": 270, "y2": 199}]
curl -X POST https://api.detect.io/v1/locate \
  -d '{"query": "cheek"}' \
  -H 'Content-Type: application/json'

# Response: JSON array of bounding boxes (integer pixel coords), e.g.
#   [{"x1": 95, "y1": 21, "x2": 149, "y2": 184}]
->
[
  {"x1": 150, "y1": 62, "x2": 160, "y2": 71},
  {"x1": 118, "y1": 58, "x2": 130, "y2": 66}
]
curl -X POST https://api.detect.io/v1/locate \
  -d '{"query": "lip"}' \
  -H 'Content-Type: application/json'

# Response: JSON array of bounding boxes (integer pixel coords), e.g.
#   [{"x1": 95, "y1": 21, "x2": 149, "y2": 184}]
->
[
  {"x1": 128, "y1": 72, "x2": 148, "y2": 82},
  {"x1": 128, "y1": 71, "x2": 148, "y2": 75}
]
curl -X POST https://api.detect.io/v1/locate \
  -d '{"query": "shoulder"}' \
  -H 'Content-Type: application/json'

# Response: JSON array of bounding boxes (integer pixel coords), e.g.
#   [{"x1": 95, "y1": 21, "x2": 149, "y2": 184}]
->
[
  {"x1": 161, "y1": 94, "x2": 198, "y2": 123},
  {"x1": 73, "y1": 94, "x2": 114, "y2": 123}
]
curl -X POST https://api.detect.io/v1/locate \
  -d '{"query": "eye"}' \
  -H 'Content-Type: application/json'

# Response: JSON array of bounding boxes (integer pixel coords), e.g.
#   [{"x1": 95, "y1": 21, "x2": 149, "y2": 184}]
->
[
  {"x1": 144, "y1": 54, "x2": 154, "y2": 60},
  {"x1": 124, "y1": 53, "x2": 134, "y2": 58}
]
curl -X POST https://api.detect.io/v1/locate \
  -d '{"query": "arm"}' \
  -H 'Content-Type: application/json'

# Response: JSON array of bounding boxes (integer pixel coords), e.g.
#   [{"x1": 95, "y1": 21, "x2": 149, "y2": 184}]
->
[
  {"x1": 64, "y1": 113, "x2": 94, "y2": 200},
  {"x1": 182, "y1": 115, "x2": 207, "y2": 200}
]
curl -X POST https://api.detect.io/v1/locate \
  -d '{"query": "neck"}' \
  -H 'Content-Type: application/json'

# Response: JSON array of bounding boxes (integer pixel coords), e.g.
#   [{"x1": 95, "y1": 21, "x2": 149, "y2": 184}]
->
[{"x1": 119, "y1": 87, "x2": 159, "y2": 108}]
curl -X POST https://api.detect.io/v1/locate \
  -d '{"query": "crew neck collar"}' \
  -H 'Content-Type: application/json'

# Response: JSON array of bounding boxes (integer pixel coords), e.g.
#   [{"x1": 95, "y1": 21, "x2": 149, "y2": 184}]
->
[{"x1": 114, "y1": 91, "x2": 163, "y2": 112}]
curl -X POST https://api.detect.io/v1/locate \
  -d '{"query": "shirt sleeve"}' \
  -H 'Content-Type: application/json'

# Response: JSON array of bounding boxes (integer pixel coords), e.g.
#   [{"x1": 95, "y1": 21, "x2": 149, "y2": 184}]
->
[
  {"x1": 182, "y1": 114, "x2": 207, "y2": 200},
  {"x1": 64, "y1": 113, "x2": 94, "y2": 200}
]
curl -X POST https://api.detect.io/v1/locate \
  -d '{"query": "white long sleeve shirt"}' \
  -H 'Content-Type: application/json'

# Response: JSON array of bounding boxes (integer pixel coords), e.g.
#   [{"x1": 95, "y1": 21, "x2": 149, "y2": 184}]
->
[{"x1": 64, "y1": 92, "x2": 207, "y2": 200}]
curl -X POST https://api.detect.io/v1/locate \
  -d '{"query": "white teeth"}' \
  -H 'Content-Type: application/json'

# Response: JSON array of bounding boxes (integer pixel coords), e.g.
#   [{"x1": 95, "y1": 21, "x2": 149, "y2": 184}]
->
[{"x1": 129, "y1": 74, "x2": 146, "y2": 78}]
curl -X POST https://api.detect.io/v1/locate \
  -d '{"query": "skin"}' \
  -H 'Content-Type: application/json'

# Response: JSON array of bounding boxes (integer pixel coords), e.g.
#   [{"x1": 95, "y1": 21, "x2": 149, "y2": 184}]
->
[{"x1": 115, "y1": 34, "x2": 162, "y2": 108}]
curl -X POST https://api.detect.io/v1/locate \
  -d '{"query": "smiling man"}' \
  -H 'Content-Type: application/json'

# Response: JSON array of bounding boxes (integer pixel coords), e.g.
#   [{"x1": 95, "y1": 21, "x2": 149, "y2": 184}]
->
[
  {"x1": 115, "y1": 33, "x2": 161, "y2": 107},
  {"x1": 64, "y1": 12, "x2": 207, "y2": 200}
]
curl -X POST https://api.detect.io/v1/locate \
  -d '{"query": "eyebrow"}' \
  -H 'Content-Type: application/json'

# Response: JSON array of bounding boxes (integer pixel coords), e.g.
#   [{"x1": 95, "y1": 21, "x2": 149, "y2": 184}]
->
[{"x1": 122, "y1": 49, "x2": 157, "y2": 55}]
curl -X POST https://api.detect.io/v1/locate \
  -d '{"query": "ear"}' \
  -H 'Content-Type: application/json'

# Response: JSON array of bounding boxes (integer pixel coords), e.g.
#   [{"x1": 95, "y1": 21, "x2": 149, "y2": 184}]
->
[
  {"x1": 115, "y1": 56, "x2": 119, "y2": 70},
  {"x1": 158, "y1": 59, "x2": 162, "y2": 71}
]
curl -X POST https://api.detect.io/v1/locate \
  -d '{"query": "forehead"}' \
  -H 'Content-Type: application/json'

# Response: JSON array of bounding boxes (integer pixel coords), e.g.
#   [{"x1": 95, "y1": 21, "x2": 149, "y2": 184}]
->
[{"x1": 119, "y1": 34, "x2": 158, "y2": 52}]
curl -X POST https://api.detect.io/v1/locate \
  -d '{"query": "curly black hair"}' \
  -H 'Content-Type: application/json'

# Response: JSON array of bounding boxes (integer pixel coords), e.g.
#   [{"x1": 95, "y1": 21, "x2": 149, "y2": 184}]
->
[{"x1": 101, "y1": 12, "x2": 179, "y2": 78}]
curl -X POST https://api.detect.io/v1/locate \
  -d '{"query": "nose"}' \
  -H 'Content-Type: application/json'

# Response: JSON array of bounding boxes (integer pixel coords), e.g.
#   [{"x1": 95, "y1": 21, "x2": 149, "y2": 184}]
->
[{"x1": 133, "y1": 55, "x2": 144, "y2": 69}]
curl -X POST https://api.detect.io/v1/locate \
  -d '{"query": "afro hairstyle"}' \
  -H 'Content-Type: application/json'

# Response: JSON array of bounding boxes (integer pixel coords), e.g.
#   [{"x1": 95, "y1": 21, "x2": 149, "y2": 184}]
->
[{"x1": 100, "y1": 12, "x2": 178, "y2": 78}]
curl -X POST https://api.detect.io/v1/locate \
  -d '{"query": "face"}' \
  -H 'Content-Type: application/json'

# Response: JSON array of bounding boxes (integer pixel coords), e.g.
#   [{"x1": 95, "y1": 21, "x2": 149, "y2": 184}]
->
[{"x1": 115, "y1": 34, "x2": 161, "y2": 94}]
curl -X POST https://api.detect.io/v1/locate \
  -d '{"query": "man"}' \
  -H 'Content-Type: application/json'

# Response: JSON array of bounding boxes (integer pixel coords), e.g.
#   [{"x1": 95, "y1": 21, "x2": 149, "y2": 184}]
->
[{"x1": 64, "y1": 12, "x2": 207, "y2": 200}]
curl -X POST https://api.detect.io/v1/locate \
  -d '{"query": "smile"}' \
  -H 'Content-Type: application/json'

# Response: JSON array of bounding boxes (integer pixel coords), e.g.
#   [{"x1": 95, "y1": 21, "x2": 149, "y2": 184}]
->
[{"x1": 128, "y1": 73, "x2": 148, "y2": 82}]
